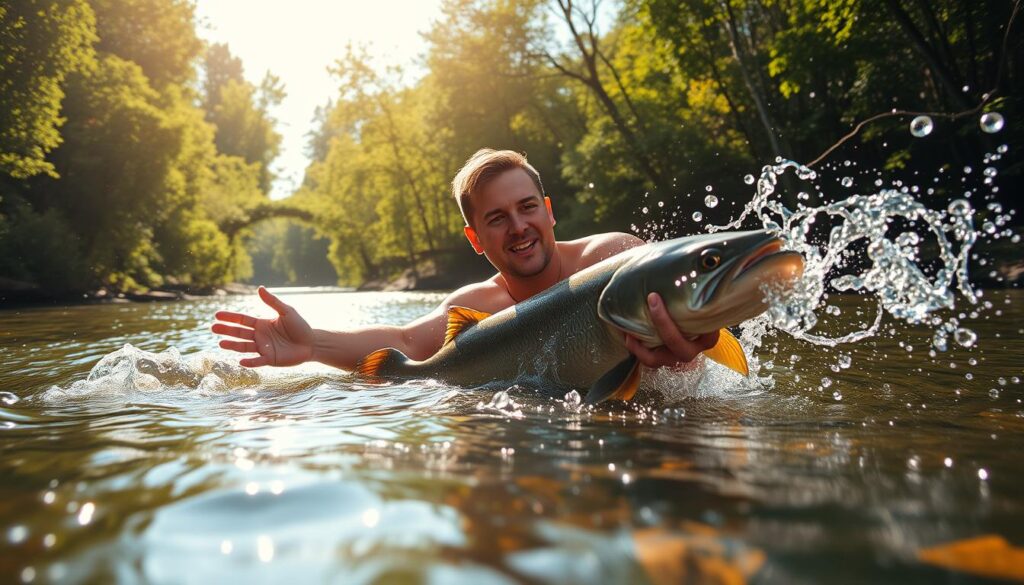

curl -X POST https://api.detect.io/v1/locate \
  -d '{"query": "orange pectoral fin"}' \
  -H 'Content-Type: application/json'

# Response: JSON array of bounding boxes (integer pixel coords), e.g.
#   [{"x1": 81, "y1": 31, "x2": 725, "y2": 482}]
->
[
  {"x1": 702, "y1": 328, "x2": 748, "y2": 376},
  {"x1": 355, "y1": 348, "x2": 394, "y2": 379},
  {"x1": 444, "y1": 306, "x2": 491, "y2": 346}
]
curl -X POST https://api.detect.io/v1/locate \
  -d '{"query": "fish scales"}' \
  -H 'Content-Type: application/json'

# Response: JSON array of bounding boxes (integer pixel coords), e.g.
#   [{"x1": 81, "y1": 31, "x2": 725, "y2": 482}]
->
[{"x1": 375, "y1": 252, "x2": 633, "y2": 390}]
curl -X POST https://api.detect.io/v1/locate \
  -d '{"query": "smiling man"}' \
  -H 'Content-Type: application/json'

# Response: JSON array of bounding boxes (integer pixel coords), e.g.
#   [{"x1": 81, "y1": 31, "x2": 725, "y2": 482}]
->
[{"x1": 212, "y1": 149, "x2": 718, "y2": 372}]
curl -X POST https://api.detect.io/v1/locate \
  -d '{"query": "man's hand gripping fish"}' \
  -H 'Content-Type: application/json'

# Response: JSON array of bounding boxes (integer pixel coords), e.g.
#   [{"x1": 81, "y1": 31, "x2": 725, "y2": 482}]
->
[{"x1": 356, "y1": 230, "x2": 804, "y2": 404}]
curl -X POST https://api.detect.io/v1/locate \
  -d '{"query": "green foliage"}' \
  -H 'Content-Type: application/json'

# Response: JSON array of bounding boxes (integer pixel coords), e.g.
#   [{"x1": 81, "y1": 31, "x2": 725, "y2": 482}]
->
[
  {"x1": 0, "y1": 200, "x2": 90, "y2": 291},
  {"x1": 0, "y1": 0, "x2": 97, "y2": 179},
  {"x1": 201, "y1": 43, "x2": 284, "y2": 193},
  {"x1": 1, "y1": 0, "x2": 1020, "y2": 294},
  {"x1": 89, "y1": 0, "x2": 201, "y2": 87},
  {"x1": 0, "y1": 0, "x2": 282, "y2": 294}
]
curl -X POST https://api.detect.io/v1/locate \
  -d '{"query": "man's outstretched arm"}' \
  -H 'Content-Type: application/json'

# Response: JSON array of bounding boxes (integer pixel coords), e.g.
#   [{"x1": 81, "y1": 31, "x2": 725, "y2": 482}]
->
[{"x1": 212, "y1": 286, "x2": 452, "y2": 370}]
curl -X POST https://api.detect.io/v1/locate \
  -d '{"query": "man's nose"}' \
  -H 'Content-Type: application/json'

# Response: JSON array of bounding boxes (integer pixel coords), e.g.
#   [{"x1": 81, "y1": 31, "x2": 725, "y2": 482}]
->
[{"x1": 508, "y1": 214, "x2": 528, "y2": 235}]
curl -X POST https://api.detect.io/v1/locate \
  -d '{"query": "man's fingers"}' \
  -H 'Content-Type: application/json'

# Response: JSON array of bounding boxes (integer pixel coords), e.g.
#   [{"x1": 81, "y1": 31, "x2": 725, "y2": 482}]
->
[
  {"x1": 240, "y1": 355, "x2": 270, "y2": 368},
  {"x1": 211, "y1": 323, "x2": 255, "y2": 340},
  {"x1": 214, "y1": 310, "x2": 257, "y2": 328},
  {"x1": 219, "y1": 339, "x2": 257, "y2": 353},
  {"x1": 625, "y1": 334, "x2": 675, "y2": 368},
  {"x1": 694, "y1": 330, "x2": 720, "y2": 351},
  {"x1": 258, "y1": 286, "x2": 290, "y2": 316},
  {"x1": 647, "y1": 292, "x2": 701, "y2": 361}
]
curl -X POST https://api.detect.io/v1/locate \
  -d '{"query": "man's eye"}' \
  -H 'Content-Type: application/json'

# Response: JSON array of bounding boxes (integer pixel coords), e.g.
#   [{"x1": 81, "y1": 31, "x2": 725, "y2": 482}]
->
[{"x1": 488, "y1": 216, "x2": 504, "y2": 226}]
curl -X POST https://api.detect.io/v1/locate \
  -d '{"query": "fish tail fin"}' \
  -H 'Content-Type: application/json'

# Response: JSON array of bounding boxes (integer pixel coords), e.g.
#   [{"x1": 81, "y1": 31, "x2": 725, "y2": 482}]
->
[
  {"x1": 702, "y1": 329, "x2": 749, "y2": 376},
  {"x1": 354, "y1": 348, "x2": 408, "y2": 380}
]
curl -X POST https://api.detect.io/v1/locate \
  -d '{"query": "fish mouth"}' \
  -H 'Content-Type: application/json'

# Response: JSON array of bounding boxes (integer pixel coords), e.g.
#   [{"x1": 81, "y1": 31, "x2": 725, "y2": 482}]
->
[{"x1": 735, "y1": 239, "x2": 784, "y2": 278}]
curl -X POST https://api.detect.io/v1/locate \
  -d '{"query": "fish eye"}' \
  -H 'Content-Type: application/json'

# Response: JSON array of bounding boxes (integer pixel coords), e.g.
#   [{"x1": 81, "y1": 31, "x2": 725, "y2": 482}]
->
[{"x1": 699, "y1": 249, "x2": 722, "y2": 271}]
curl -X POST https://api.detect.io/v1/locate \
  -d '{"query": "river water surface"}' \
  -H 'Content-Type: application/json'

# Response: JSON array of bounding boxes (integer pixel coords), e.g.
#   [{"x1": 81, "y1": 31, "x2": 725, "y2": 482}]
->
[{"x1": 1, "y1": 288, "x2": 1022, "y2": 584}]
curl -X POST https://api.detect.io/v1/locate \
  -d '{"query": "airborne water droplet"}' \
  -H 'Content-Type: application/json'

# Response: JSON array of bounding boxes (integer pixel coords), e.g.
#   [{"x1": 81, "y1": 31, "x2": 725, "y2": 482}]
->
[
  {"x1": 910, "y1": 115, "x2": 933, "y2": 137},
  {"x1": 692, "y1": 211, "x2": 703, "y2": 222},
  {"x1": 704, "y1": 195, "x2": 718, "y2": 208},
  {"x1": 954, "y1": 327, "x2": 977, "y2": 348},
  {"x1": 979, "y1": 112, "x2": 1005, "y2": 133},
  {"x1": 744, "y1": 174, "x2": 755, "y2": 185},
  {"x1": 841, "y1": 177, "x2": 853, "y2": 188},
  {"x1": 947, "y1": 199, "x2": 972, "y2": 216}
]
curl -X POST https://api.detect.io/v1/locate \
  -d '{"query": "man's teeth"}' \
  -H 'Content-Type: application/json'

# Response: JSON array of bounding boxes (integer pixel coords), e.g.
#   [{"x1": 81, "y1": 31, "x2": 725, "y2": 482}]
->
[{"x1": 511, "y1": 241, "x2": 534, "y2": 252}]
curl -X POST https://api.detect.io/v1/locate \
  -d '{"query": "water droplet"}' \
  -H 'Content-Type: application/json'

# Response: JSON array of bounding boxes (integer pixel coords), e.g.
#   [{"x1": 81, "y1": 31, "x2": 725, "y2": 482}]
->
[
  {"x1": 0, "y1": 392, "x2": 18, "y2": 405},
  {"x1": 947, "y1": 199, "x2": 972, "y2": 216},
  {"x1": 692, "y1": 211, "x2": 703, "y2": 222},
  {"x1": 979, "y1": 112, "x2": 1004, "y2": 133},
  {"x1": 821, "y1": 377, "x2": 833, "y2": 388},
  {"x1": 657, "y1": 200, "x2": 665, "y2": 208},
  {"x1": 587, "y1": 182, "x2": 595, "y2": 189},
  {"x1": 838, "y1": 355, "x2": 852, "y2": 369},
  {"x1": 704, "y1": 195, "x2": 718, "y2": 208},
  {"x1": 910, "y1": 115, "x2": 933, "y2": 137},
  {"x1": 744, "y1": 174, "x2": 755, "y2": 185},
  {"x1": 705, "y1": 185, "x2": 713, "y2": 192},
  {"x1": 978, "y1": 468, "x2": 989, "y2": 480},
  {"x1": 641, "y1": 206, "x2": 649, "y2": 214},
  {"x1": 983, "y1": 167, "x2": 997, "y2": 178},
  {"x1": 954, "y1": 327, "x2": 977, "y2": 348},
  {"x1": 833, "y1": 391, "x2": 843, "y2": 401},
  {"x1": 997, "y1": 144, "x2": 1008, "y2": 154},
  {"x1": 841, "y1": 177, "x2": 854, "y2": 188},
  {"x1": 8, "y1": 525, "x2": 27, "y2": 544},
  {"x1": 896, "y1": 232, "x2": 920, "y2": 247}
]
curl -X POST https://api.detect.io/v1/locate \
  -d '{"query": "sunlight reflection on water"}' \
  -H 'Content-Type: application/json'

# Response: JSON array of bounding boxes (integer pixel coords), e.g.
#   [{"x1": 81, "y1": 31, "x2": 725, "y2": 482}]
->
[{"x1": 1, "y1": 288, "x2": 1022, "y2": 583}]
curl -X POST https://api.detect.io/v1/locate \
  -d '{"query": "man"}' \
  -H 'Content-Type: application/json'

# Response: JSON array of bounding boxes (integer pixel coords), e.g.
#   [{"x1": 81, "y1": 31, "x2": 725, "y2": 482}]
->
[{"x1": 212, "y1": 149, "x2": 718, "y2": 373}]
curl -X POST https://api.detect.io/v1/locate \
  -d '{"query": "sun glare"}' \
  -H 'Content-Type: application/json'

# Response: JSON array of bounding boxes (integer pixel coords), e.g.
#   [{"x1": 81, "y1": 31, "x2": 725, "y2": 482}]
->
[{"x1": 194, "y1": 0, "x2": 444, "y2": 199}]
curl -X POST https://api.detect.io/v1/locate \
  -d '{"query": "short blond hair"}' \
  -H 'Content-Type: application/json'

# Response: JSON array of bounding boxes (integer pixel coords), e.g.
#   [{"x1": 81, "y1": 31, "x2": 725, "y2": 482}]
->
[{"x1": 451, "y1": 149, "x2": 544, "y2": 225}]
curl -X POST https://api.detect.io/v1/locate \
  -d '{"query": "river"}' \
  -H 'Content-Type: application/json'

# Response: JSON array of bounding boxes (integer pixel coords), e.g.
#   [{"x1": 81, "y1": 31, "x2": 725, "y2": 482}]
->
[{"x1": 1, "y1": 287, "x2": 1022, "y2": 583}]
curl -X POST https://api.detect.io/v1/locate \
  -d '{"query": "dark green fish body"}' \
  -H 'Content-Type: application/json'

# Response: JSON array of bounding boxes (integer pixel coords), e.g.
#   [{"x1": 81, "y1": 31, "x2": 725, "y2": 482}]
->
[
  {"x1": 356, "y1": 230, "x2": 804, "y2": 402},
  {"x1": 364, "y1": 251, "x2": 631, "y2": 390}
]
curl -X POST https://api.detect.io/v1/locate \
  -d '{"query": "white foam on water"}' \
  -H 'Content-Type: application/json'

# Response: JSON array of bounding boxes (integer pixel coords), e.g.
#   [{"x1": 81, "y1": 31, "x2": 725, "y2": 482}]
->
[{"x1": 40, "y1": 344, "x2": 261, "y2": 402}]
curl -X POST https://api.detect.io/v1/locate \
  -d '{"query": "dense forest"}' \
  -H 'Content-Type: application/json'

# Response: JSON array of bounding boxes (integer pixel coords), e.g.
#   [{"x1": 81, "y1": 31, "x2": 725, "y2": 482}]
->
[{"x1": 1, "y1": 0, "x2": 1020, "y2": 295}]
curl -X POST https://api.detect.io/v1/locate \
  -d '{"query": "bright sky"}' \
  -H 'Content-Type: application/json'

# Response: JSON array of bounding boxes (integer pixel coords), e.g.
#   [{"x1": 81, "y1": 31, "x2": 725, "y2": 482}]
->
[{"x1": 194, "y1": 0, "x2": 444, "y2": 199}]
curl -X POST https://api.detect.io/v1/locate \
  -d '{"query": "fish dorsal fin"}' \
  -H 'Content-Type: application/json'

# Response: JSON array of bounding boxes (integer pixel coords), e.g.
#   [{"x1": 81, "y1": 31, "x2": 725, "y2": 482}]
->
[
  {"x1": 585, "y1": 355, "x2": 641, "y2": 405},
  {"x1": 444, "y1": 306, "x2": 491, "y2": 346},
  {"x1": 702, "y1": 328, "x2": 749, "y2": 376}
]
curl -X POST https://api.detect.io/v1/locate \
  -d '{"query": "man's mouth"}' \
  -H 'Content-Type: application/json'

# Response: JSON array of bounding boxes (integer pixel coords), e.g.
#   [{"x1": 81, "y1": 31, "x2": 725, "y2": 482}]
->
[{"x1": 508, "y1": 239, "x2": 537, "y2": 255}]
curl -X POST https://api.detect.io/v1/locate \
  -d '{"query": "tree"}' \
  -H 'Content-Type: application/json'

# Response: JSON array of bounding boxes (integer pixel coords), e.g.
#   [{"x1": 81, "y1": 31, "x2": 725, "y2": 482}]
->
[{"x1": 0, "y1": 0, "x2": 96, "y2": 179}]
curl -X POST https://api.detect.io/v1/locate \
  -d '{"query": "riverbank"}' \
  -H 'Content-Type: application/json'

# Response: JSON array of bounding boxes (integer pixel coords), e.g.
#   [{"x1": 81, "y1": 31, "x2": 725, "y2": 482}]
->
[{"x1": 0, "y1": 279, "x2": 258, "y2": 308}]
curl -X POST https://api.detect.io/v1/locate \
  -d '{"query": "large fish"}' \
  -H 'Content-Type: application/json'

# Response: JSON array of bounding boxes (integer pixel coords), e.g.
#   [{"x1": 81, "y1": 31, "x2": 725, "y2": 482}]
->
[{"x1": 356, "y1": 230, "x2": 803, "y2": 404}]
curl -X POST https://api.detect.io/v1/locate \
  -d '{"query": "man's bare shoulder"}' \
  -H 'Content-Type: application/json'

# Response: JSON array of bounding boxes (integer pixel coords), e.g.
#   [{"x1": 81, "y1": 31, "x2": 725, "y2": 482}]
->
[
  {"x1": 442, "y1": 275, "x2": 513, "y2": 315},
  {"x1": 562, "y1": 232, "x2": 646, "y2": 270}
]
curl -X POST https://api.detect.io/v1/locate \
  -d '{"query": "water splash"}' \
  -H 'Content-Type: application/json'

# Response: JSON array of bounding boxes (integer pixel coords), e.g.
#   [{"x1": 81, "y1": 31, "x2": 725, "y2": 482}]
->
[
  {"x1": 41, "y1": 344, "x2": 260, "y2": 401},
  {"x1": 709, "y1": 155, "x2": 1011, "y2": 350}
]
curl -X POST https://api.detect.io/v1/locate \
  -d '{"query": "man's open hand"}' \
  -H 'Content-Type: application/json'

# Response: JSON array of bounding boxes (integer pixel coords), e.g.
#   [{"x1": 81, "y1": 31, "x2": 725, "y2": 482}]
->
[
  {"x1": 623, "y1": 292, "x2": 719, "y2": 369},
  {"x1": 211, "y1": 286, "x2": 315, "y2": 367}
]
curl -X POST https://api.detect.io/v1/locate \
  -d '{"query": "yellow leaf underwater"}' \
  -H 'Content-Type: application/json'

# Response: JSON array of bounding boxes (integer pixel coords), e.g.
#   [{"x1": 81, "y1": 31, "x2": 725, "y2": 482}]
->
[{"x1": 918, "y1": 535, "x2": 1024, "y2": 582}]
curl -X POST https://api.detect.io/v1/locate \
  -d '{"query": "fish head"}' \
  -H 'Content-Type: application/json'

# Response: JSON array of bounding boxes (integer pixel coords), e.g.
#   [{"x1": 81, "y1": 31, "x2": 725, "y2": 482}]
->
[{"x1": 598, "y1": 230, "x2": 804, "y2": 343}]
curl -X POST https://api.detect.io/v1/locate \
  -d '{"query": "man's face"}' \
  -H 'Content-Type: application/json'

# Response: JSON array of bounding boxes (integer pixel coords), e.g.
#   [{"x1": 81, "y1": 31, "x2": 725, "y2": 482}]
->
[{"x1": 465, "y1": 168, "x2": 556, "y2": 278}]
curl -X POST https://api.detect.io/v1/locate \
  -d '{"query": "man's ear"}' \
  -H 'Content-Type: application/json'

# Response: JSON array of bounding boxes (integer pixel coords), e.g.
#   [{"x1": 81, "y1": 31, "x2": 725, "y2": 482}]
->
[
  {"x1": 544, "y1": 196, "x2": 556, "y2": 227},
  {"x1": 464, "y1": 225, "x2": 484, "y2": 255}
]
